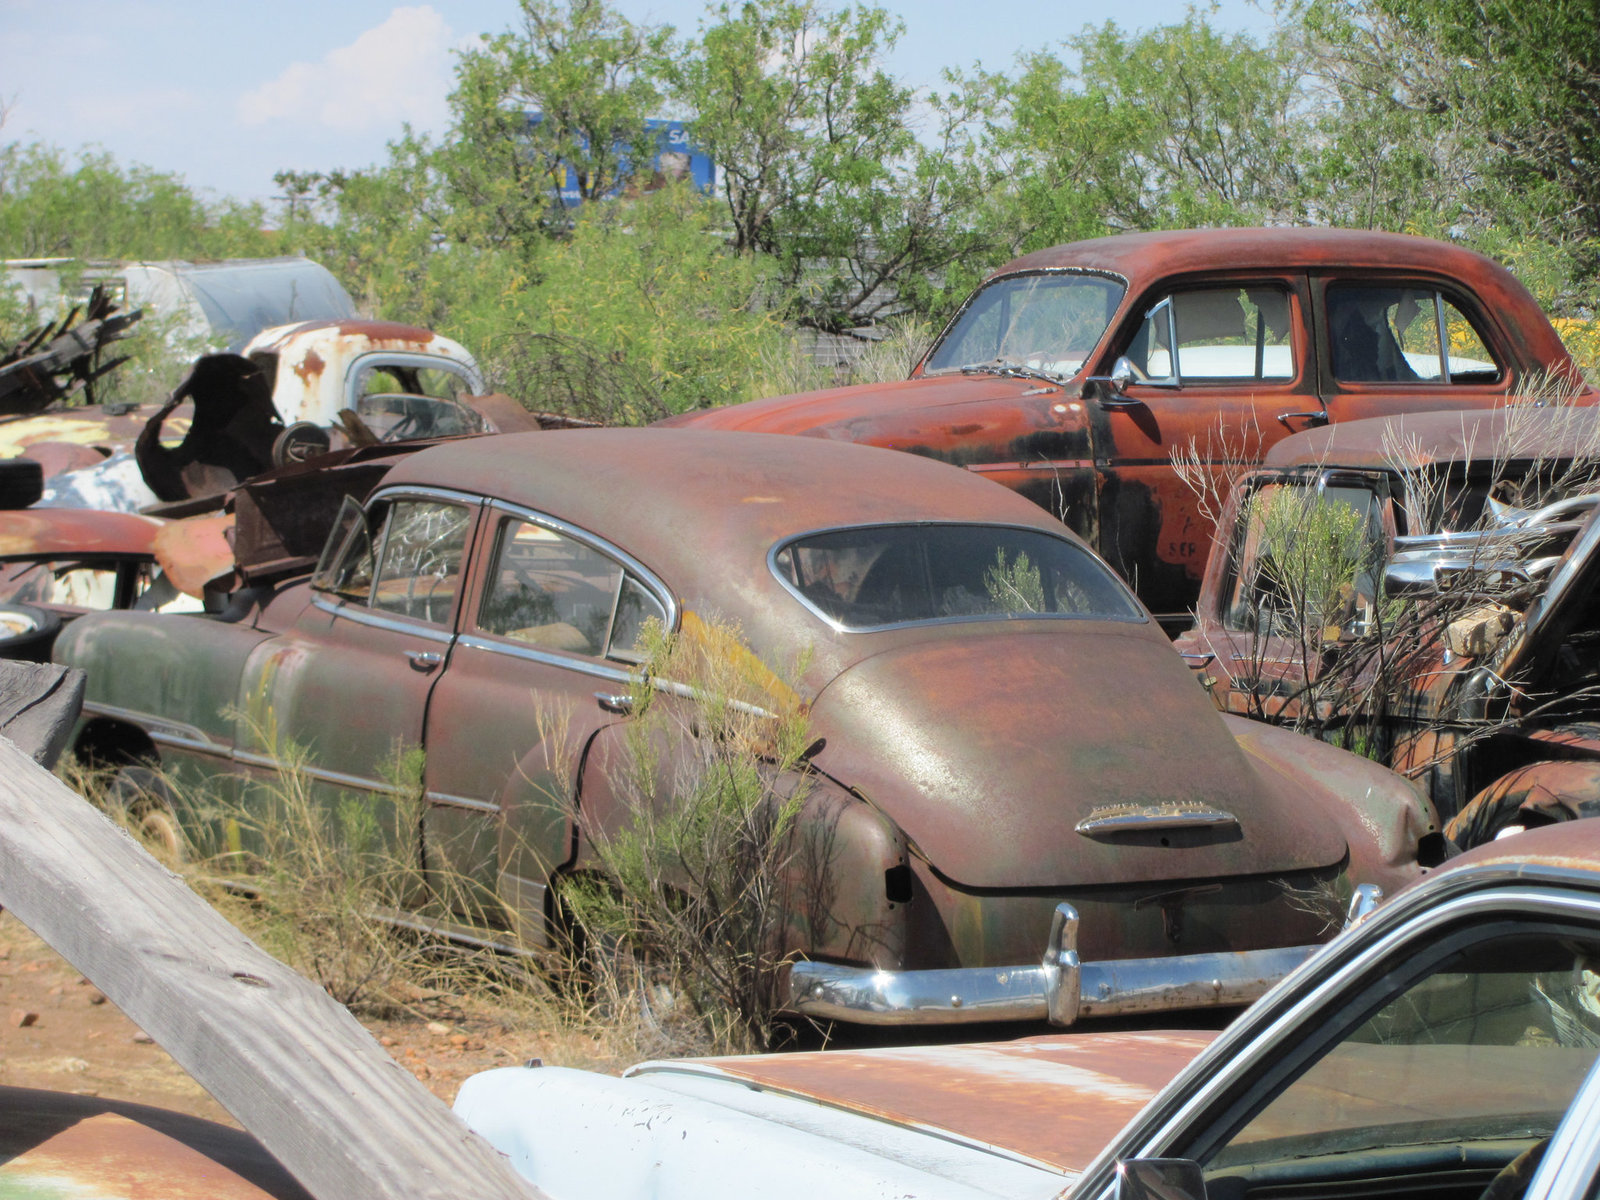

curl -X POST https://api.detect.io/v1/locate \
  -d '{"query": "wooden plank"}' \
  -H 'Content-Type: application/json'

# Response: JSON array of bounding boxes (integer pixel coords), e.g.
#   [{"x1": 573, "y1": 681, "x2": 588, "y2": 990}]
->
[
  {"x1": 0, "y1": 733, "x2": 542, "y2": 1200},
  {"x1": 0, "y1": 660, "x2": 85, "y2": 767}
]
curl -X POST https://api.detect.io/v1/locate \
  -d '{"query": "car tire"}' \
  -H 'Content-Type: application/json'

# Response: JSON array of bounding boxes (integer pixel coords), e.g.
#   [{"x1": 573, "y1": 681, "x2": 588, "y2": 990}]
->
[
  {"x1": 0, "y1": 602, "x2": 62, "y2": 662},
  {"x1": 0, "y1": 458, "x2": 44, "y2": 509},
  {"x1": 107, "y1": 765, "x2": 185, "y2": 862},
  {"x1": 1445, "y1": 760, "x2": 1600, "y2": 849}
]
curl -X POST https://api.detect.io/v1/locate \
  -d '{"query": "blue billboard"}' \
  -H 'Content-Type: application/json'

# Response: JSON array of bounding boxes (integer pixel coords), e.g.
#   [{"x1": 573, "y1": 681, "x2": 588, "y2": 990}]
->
[{"x1": 525, "y1": 114, "x2": 715, "y2": 206}]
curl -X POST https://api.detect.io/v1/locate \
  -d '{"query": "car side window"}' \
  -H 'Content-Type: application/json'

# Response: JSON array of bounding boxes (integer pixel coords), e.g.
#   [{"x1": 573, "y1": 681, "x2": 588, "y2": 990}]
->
[
  {"x1": 318, "y1": 497, "x2": 471, "y2": 624},
  {"x1": 1328, "y1": 285, "x2": 1502, "y2": 384},
  {"x1": 479, "y1": 517, "x2": 665, "y2": 660},
  {"x1": 1127, "y1": 286, "x2": 1295, "y2": 384},
  {"x1": 369, "y1": 501, "x2": 472, "y2": 624},
  {"x1": 1201, "y1": 929, "x2": 1600, "y2": 1190},
  {"x1": 1221, "y1": 481, "x2": 1386, "y2": 638}
]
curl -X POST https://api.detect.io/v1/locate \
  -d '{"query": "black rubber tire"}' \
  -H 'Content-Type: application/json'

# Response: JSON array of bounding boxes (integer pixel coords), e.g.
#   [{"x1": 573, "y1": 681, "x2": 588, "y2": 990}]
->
[
  {"x1": 0, "y1": 458, "x2": 44, "y2": 509},
  {"x1": 0, "y1": 602, "x2": 62, "y2": 662},
  {"x1": 107, "y1": 765, "x2": 185, "y2": 862},
  {"x1": 271, "y1": 421, "x2": 332, "y2": 467}
]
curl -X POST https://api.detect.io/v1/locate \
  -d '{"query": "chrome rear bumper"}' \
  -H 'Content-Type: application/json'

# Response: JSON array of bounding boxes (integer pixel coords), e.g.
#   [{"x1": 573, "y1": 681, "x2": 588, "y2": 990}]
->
[{"x1": 782, "y1": 902, "x2": 1318, "y2": 1026}]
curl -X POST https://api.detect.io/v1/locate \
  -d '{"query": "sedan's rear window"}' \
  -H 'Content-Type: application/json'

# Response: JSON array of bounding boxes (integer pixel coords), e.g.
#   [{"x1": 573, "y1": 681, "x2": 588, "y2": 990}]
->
[{"x1": 771, "y1": 524, "x2": 1143, "y2": 630}]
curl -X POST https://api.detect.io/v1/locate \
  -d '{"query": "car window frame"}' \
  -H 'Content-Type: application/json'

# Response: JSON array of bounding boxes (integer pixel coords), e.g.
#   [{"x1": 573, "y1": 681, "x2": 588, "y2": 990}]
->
[
  {"x1": 1068, "y1": 882, "x2": 1600, "y2": 1200},
  {"x1": 768, "y1": 520, "x2": 1148, "y2": 634},
  {"x1": 1314, "y1": 276, "x2": 1509, "y2": 394},
  {"x1": 918, "y1": 266, "x2": 1129, "y2": 379},
  {"x1": 1125, "y1": 284, "x2": 1302, "y2": 388},
  {"x1": 344, "y1": 350, "x2": 484, "y2": 410},
  {"x1": 309, "y1": 485, "x2": 483, "y2": 637},
  {"x1": 464, "y1": 499, "x2": 677, "y2": 665}
]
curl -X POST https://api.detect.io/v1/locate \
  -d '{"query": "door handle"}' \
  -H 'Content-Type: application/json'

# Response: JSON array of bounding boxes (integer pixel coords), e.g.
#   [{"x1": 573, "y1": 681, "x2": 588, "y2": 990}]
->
[
  {"x1": 406, "y1": 650, "x2": 443, "y2": 673},
  {"x1": 595, "y1": 692, "x2": 635, "y2": 715},
  {"x1": 1275, "y1": 409, "x2": 1329, "y2": 430}
]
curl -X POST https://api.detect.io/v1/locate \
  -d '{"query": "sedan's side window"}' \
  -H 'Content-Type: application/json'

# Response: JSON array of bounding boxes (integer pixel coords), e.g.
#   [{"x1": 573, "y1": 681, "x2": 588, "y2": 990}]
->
[
  {"x1": 369, "y1": 501, "x2": 472, "y2": 624},
  {"x1": 1328, "y1": 285, "x2": 1502, "y2": 384},
  {"x1": 1127, "y1": 287, "x2": 1295, "y2": 384},
  {"x1": 1201, "y1": 929, "x2": 1600, "y2": 1194},
  {"x1": 480, "y1": 519, "x2": 621, "y2": 655}
]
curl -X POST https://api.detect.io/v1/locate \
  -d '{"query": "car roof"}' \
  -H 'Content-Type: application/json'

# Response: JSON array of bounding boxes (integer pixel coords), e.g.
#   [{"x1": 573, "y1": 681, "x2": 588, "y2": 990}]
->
[
  {"x1": 1261, "y1": 406, "x2": 1600, "y2": 473},
  {"x1": 382, "y1": 427, "x2": 1079, "y2": 561},
  {"x1": 995, "y1": 227, "x2": 1513, "y2": 283}
]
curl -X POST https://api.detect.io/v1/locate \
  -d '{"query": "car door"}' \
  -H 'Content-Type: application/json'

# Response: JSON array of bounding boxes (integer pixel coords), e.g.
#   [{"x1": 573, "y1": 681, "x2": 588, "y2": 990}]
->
[
  {"x1": 1090, "y1": 274, "x2": 1317, "y2": 625},
  {"x1": 1070, "y1": 880, "x2": 1600, "y2": 1200},
  {"x1": 1313, "y1": 274, "x2": 1516, "y2": 422},
  {"x1": 419, "y1": 501, "x2": 673, "y2": 943},
  {"x1": 233, "y1": 489, "x2": 480, "y2": 867},
  {"x1": 1181, "y1": 468, "x2": 1396, "y2": 721}
]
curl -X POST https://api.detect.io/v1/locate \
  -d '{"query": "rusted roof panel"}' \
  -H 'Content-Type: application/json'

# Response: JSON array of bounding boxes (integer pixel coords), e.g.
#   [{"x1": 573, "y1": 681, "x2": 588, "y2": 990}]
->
[{"x1": 636, "y1": 1031, "x2": 1215, "y2": 1174}]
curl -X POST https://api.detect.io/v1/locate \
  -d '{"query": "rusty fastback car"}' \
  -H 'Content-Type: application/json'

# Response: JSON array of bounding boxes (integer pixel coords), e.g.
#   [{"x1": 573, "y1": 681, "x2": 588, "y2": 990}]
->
[
  {"x1": 458, "y1": 818, "x2": 1600, "y2": 1200},
  {"x1": 1176, "y1": 407, "x2": 1600, "y2": 849},
  {"x1": 664, "y1": 228, "x2": 1595, "y2": 626},
  {"x1": 56, "y1": 429, "x2": 1439, "y2": 1026}
]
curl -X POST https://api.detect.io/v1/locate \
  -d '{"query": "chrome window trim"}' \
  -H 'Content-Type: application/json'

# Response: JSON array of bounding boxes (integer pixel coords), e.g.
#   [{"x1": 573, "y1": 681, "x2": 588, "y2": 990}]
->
[
  {"x1": 311, "y1": 593, "x2": 456, "y2": 643},
  {"x1": 767, "y1": 520, "x2": 1147, "y2": 634},
  {"x1": 1527, "y1": 1051, "x2": 1600, "y2": 1200},
  {"x1": 456, "y1": 633, "x2": 637, "y2": 683},
  {"x1": 1069, "y1": 883, "x2": 1600, "y2": 1200},
  {"x1": 478, "y1": 499, "x2": 678, "y2": 645}
]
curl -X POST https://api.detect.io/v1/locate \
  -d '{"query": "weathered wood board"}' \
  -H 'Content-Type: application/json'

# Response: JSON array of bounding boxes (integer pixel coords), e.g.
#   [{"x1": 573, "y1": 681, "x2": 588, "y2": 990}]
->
[{"x1": 0, "y1": 731, "x2": 542, "y2": 1200}]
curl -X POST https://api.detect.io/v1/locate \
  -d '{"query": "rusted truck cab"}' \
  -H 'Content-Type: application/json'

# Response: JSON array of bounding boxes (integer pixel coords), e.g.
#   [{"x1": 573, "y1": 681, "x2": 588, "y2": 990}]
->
[
  {"x1": 665, "y1": 229, "x2": 1594, "y2": 627},
  {"x1": 1176, "y1": 406, "x2": 1600, "y2": 845}
]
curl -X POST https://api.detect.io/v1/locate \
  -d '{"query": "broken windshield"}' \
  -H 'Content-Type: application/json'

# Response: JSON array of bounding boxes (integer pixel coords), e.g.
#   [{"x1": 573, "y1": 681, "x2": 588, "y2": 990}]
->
[
  {"x1": 771, "y1": 523, "x2": 1144, "y2": 631},
  {"x1": 922, "y1": 271, "x2": 1125, "y2": 380}
]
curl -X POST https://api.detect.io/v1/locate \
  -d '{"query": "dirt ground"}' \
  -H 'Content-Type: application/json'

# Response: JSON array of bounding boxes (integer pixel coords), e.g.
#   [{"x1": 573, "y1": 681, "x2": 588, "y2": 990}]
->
[{"x1": 0, "y1": 910, "x2": 597, "y2": 1127}]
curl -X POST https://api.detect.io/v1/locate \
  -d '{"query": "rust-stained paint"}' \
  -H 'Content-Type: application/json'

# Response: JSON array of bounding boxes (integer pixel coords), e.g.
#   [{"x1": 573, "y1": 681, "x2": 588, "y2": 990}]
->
[
  {"x1": 154, "y1": 512, "x2": 237, "y2": 597},
  {"x1": 664, "y1": 228, "x2": 1595, "y2": 620},
  {"x1": 292, "y1": 346, "x2": 326, "y2": 387},
  {"x1": 646, "y1": 1031, "x2": 1215, "y2": 1174},
  {"x1": 0, "y1": 508, "x2": 163, "y2": 558},
  {"x1": 0, "y1": 1087, "x2": 311, "y2": 1199}
]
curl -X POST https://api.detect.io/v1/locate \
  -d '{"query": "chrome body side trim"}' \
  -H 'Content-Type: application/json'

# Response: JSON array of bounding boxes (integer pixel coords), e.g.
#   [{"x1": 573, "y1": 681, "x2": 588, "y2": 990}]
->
[
  {"x1": 782, "y1": 901, "x2": 1316, "y2": 1026},
  {"x1": 81, "y1": 700, "x2": 226, "y2": 755},
  {"x1": 1075, "y1": 806, "x2": 1239, "y2": 837}
]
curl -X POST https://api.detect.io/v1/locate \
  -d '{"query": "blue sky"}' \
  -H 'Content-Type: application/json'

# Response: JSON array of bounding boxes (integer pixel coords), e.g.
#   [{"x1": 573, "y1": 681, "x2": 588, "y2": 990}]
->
[{"x1": 0, "y1": 1, "x2": 1276, "y2": 206}]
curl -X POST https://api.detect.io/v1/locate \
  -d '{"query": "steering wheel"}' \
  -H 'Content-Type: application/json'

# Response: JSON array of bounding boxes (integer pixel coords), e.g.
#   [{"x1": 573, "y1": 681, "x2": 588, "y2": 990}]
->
[{"x1": 1478, "y1": 1138, "x2": 1550, "y2": 1200}]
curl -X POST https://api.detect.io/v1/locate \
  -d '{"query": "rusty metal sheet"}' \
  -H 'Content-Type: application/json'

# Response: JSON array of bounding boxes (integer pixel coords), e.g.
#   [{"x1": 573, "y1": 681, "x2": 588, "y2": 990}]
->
[
  {"x1": 0, "y1": 1086, "x2": 311, "y2": 1199},
  {"x1": 644, "y1": 1031, "x2": 1215, "y2": 1174},
  {"x1": 1263, "y1": 406, "x2": 1600, "y2": 472},
  {"x1": 154, "y1": 512, "x2": 238, "y2": 597},
  {"x1": 0, "y1": 507, "x2": 164, "y2": 558}
]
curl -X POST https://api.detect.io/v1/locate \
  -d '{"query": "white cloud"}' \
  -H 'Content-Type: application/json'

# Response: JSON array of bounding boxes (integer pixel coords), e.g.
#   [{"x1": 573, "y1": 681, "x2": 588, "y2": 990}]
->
[{"x1": 238, "y1": 6, "x2": 456, "y2": 134}]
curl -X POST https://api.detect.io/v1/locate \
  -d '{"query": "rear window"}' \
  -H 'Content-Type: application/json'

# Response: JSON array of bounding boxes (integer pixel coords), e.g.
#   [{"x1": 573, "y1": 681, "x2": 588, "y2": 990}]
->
[{"x1": 771, "y1": 524, "x2": 1144, "y2": 631}]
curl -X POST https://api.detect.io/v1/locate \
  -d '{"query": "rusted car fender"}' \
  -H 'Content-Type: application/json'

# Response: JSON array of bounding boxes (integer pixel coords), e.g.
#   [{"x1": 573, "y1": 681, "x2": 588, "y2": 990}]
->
[
  {"x1": 1446, "y1": 758, "x2": 1600, "y2": 848},
  {"x1": 562, "y1": 720, "x2": 914, "y2": 969}
]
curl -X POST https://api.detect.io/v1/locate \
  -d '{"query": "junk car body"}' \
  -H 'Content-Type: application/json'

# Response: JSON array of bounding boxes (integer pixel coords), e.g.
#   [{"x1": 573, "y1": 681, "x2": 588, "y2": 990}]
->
[
  {"x1": 663, "y1": 228, "x2": 1595, "y2": 627},
  {"x1": 0, "y1": 317, "x2": 489, "y2": 512},
  {"x1": 458, "y1": 817, "x2": 1600, "y2": 1200},
  {"x1": 55, "y1": 428, "x2": 1438, "y2": 1027},
  {"x1": 1175, "y1": 406, "x2": 1600, "y2": 847}
]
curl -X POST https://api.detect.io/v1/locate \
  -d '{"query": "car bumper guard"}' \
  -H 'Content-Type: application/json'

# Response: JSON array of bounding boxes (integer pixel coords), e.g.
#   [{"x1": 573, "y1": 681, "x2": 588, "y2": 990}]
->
[{"x1": 781, "y1": 902, "x2": 1319, "y2": 1026}]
